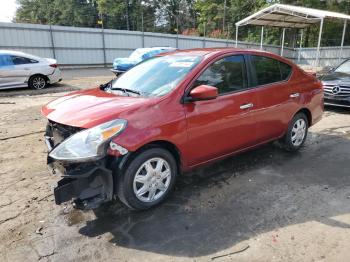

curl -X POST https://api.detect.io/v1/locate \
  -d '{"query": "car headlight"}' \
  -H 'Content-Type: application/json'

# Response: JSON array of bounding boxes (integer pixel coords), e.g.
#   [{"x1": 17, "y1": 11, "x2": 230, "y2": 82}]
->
[{"x1": 49, "y1": 119, "x2": 127, "y2": 161}]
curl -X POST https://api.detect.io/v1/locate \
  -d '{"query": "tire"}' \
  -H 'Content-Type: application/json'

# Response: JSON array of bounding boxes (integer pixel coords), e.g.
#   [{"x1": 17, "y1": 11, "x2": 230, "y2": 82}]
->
[
  {"x1": 29, "y1": 75, "x2": 47, "y2": 90},
  {"x1": 281, "y1": 112, "x2": 309, "y2": 151},
  {"x1": 117, "y1": 148, "x2": 178, "y2": 210}
]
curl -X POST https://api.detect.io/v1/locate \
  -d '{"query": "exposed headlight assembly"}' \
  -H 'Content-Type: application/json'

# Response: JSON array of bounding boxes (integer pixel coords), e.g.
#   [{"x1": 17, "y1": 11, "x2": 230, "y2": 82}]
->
[{"x1": 49, "y1": 119, "x2": 127, "y2": 161}]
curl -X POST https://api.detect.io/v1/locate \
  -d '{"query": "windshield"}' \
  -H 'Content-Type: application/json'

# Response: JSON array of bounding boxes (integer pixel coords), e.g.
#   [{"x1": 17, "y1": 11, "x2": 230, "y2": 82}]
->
[
  {"x1": 111, "y1": 55, "x2": 201, "y2": 97},
  {"x1": 335, "y1": 60, "x2": 350, "y2": 74}
]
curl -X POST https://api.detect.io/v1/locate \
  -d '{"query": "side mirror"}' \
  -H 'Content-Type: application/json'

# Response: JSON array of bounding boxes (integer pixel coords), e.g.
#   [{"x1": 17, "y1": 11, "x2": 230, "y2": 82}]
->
[{"x1": 185, "y1": 85, "x2": 218, "y2": 102}]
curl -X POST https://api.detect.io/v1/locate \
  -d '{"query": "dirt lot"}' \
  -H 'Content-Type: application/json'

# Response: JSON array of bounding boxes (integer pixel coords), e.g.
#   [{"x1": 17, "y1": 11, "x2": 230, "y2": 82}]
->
[{"x1": 0, "y1": 69, "x2": 350, "y2": 261}]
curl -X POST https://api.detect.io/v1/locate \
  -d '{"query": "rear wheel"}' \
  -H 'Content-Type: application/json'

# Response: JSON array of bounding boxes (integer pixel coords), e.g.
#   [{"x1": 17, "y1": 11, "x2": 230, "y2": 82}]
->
[
  {"x1": 29, "y1": 75, "x2": 47, "y2": 90},
  {"x1": 281, "y1": 113, "x2": 308, "y2": 151},
  {"x1": 117, "y1": 148, "x2": 177, "y2": 210}
]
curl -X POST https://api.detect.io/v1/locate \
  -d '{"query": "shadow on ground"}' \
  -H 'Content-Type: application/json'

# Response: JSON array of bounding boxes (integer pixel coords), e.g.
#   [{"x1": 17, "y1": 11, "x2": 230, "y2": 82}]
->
[
  {"x1": 324, "y1": 105, "x2": 350, "y2": 114},
  {"x1": 78, "y1": 131, "x2": 350, "y2": 257}
]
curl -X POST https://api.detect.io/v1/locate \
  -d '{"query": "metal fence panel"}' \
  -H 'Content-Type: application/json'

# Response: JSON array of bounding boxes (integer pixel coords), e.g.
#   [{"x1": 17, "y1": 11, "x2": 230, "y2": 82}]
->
[
  {"x1": 178, "y1": 37, "x2": 204, "y2": 49},
  {"x1": 0, "y1": 22, "x2": 349, "y2": 67}
]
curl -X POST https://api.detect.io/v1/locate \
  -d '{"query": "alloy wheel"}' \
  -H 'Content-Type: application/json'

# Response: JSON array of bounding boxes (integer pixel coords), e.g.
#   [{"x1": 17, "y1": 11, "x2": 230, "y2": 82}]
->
[
  {"x1": 32, "y1": 76, "x2": 46, "y2": 89},
  {"x1": 133, "y1": 157, "x2": 172, "y2": 203}
]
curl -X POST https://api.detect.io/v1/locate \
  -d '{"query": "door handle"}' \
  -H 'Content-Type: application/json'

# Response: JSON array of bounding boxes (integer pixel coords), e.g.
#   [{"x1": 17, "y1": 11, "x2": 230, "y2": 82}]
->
[
  {"x1": 290, "y1": 93, "x2": 300, "y2": 98},
  {"x1": 240, "y1": 103, "x2": 254, "y2": 110}
]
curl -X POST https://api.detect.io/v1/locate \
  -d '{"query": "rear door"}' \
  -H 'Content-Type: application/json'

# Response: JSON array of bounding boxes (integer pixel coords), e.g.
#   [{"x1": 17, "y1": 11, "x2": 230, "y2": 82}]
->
[
  {"x1": 184, "y1": 54, "x2": 259, "y2": 166},
  {"x1": 0, "y1": 54, "x2": 17, "y2": 88},
  {"x1": 248, "y1": 55, "x2": 295, "y2": 142},
  {"x1": 10, "y1": 55, "x2": 36, "y2": 85}
]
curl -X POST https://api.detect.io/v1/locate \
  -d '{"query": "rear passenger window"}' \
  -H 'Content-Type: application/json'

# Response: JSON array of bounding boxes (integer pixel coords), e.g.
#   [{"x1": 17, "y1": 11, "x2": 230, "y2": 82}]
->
[
  {"x1": 279, "y1": 61, "x2": 292, "y2": 80},
  {"x1": 11, "y1": 56, "x2": 38, "y2": 65},
  {"x1": 251, "y1": 55, "x2": 292, "y2": 86},
  {"x1": 193, "y1": 55, "x2": 247, "y2": 94}
]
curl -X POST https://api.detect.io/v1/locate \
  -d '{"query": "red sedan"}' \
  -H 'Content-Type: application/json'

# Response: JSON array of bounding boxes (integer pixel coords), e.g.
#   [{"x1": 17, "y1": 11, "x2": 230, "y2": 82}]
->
[{"x1": 42, "y1": 48, "x2": 324, "y2": 210}]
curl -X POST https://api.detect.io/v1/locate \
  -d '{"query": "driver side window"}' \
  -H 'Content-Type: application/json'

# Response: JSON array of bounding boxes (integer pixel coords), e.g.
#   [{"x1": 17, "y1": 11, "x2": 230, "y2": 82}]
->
[{"x1": 193, "y1": 55, "x2": 247, "y2": 94}]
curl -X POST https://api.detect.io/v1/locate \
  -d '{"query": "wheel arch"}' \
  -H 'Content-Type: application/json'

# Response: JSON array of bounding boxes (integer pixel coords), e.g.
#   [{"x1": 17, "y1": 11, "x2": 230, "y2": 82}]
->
[
  {"x1": 295, "y1": 107, "x2": 312, "y2": 127},
  {"x1": 116, "y1": 139, "x2": 183, "y2": 178},
  {"x1": 133, "y1": 140, "x2": 183, "y2": 174}
]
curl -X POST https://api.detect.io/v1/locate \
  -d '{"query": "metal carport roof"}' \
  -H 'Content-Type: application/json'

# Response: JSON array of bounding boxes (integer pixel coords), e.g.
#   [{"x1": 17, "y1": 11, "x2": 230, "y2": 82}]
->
[{"x1": 235, "y1": 4, "x2": 350, "y2": 67}]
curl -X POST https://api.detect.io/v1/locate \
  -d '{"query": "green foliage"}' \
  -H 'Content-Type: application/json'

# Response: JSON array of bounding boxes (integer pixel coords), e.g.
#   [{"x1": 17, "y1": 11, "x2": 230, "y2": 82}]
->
[
  {"x1": 16, "y1": 0, "x2": 98, "y2": 27},
  {"x1": 14, "y1": 0, "x2": 350, "y2": 47}
]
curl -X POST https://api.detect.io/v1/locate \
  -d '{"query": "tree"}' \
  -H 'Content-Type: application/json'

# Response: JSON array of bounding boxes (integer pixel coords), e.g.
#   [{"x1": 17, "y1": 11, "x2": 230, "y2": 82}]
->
[{"x1": 15, "y1": 0, "x2": 98, "y2": 27}]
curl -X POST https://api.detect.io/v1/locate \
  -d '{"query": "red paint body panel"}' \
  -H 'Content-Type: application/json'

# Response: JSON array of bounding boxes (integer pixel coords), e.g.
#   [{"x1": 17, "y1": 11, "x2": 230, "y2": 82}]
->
[{"x1": 42, "y1": 48, "x2": 323, "y2": 172}]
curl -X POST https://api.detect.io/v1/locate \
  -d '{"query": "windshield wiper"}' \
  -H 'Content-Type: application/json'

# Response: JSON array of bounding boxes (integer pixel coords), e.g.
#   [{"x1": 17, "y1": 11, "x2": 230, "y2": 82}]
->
[
  {"x1": 99, "y1": 79, "x2": 114, "y2": 90},
  {"x1": 111, "y1": 87, "x2": 141, "y2": 96}
]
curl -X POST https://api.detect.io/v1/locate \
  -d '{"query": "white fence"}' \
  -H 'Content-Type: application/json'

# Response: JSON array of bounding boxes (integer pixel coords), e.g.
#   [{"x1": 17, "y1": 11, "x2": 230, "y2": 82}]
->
[
  {"x1": 0, "y1": 22, "x2": 347, "y2": 67},
  {"x1": 295, "y1": 46, "x2": 350, "y2": 67}
]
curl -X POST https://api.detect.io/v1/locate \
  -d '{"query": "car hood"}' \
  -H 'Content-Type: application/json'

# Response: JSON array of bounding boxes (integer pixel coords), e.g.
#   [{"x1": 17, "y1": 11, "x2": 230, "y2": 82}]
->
[
  {"x1": 41, "y1": 88, "x2": 151, "y2": 128},
  {"x1": 321, "y1": 72, "x2": 350, "y2": 84}
]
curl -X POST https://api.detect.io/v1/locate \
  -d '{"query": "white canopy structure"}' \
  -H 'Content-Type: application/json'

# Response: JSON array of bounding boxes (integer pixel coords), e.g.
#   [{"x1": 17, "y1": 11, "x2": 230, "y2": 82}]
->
[{"x1": 235, "y1": 4, "x2": 350, "y2": 66}]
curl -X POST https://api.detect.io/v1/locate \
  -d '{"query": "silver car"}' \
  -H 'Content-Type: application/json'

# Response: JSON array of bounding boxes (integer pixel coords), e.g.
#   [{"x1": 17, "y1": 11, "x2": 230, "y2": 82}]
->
[{"x1": 0, "y1": 50, "x2": 62, "y2": 90}]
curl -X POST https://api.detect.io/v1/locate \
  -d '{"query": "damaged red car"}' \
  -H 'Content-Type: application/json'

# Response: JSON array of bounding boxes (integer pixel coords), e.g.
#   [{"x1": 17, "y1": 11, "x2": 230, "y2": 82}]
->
[{"x1": 42, "y1": 48, "x2": 323, "y2": 210}]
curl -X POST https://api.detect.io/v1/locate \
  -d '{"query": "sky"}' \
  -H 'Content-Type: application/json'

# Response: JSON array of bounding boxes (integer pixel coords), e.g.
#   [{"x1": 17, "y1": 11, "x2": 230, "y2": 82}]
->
[{"x1": 0, "y1": 0, "x2": 18, "y2": 22}]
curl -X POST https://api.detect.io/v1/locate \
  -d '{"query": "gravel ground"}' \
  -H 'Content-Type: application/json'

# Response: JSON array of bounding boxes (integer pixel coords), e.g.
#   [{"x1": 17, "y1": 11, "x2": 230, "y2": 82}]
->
[{"x1": 0, "y1": 69, "x2": 349, "y2": 262}]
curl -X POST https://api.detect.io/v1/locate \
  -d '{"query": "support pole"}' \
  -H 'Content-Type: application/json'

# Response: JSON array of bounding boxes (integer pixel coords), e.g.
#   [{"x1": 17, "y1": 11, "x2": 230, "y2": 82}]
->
[
  {"x1": 339, "y1": 20, "x2": 347, "y2": 63},
  {"x1": 49, "y1": 24, "x2": 56, "y2": 59},
  {"x1": 176, "y1": 15, "x2": 179, "y2": 48},
  {"x1": 280, "y1": 28, "x2": 286, "y2": 56},
  {"x1": 316, "y1": 19, "x2": 324, "y2": 68},
  {"x1": 298, "y1": 29, "x2": 304, "y2": 63},
  {"x1": 101, "y1": 28, "x2": 107, "y2": 67},
  {"x1": 203, "y1": 22, "x2": 206, "y2": 48},
  {"x1": 260, "y1": 26, "x2": 264, "y2": 50},
  {"x1": 141, "y1": 6, "x2": 144, "y2": 47},
  {"x1": 226, "y1": 24, "x2": 230, "y2": 47},
  {"x1": 235, "y1": 25, "x2": 239, "y2": 47}
]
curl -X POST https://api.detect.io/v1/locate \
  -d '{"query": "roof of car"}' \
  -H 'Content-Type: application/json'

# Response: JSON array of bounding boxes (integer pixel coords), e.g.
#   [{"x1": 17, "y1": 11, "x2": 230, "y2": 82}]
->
[
  {"x1": 160, "y1": 47, "x2": 273, "y2": 57},
  {"x1": 0, "y1": 50, "x2": 42, "y2": 60},
  {"x1": 158, "y1": 47, "x2": 293, "y2": 65},
  {"x1": 0, "y1": 50, "x2": 26, "y2": 55}
]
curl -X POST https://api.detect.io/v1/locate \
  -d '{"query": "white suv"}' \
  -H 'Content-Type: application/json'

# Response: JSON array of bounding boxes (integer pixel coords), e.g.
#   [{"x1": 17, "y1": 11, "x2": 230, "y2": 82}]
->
[{"x1": 0, "y1": 50, "x2": 62, "y2": 90}]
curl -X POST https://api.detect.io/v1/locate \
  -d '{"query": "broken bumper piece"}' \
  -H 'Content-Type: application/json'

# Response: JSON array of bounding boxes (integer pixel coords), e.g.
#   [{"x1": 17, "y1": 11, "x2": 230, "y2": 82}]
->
[{"x1": 49, "y1": 159, "x2": 114, "y2": 210}]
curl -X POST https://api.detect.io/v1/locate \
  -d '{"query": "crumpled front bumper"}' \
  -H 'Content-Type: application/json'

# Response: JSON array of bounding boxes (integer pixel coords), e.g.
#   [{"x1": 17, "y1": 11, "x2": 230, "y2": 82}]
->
[
  {"x1": 44, "y1": 124, "x2": 117, "y2": 210},
  {"x1": 48, "y1": 158, "x2": 114, "y2": 209}
]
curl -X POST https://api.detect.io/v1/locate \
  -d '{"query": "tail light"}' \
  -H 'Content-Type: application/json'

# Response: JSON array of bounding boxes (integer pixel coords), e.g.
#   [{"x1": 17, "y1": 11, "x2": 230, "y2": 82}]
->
[{"x1": 50, "y1": 64, "x2": 58, "y2": 68}]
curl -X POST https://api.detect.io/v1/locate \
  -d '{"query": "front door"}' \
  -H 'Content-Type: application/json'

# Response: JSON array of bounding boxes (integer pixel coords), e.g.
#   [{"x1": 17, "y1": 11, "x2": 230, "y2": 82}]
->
[{"x1": 183, "y1": 54, "x2": 258, "y2": 167}]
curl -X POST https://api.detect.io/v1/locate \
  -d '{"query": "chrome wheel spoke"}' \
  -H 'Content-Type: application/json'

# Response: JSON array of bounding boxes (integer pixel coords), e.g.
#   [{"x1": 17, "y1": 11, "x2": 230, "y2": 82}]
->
[
  {"x1": 144, "y1": 161, "x2": 154, "y2": 173},
  {"x1": 137, "y1": 185, "x2": 149, "y2": 197},
  {"x1": 148, "y1": 187, "x2": 157, "y2": 201},
  {"x1": 155, "y1": 159, "x2": 164, "y2": 173},
  {"x1": 156, "y1": 182, "x2": 167, "y2": 191},
  {"x1": 135, "y1": 174, "x2": 147, "y2": 183},
  {"x1": 160, "y1": 170, "x2": 170, "y2": 180}
]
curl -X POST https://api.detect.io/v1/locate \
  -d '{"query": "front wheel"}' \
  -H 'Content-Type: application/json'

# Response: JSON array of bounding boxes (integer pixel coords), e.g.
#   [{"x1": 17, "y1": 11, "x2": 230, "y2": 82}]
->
[
  {"x1": 117, "y1": 148, "x2": 178, "y2": 210},
  {"x1": 281, "y1": 113, "x2": 309, "y2": 151}
]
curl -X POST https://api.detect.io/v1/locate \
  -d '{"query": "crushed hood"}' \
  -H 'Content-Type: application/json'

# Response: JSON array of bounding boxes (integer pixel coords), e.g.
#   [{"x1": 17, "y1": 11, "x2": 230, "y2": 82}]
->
[{"x1": 41, "y1": 88, "x2": 151, "y2": 128}]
